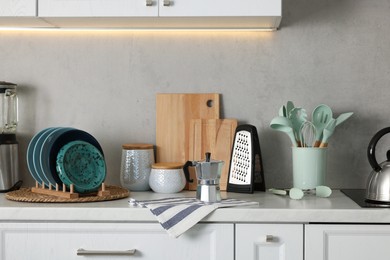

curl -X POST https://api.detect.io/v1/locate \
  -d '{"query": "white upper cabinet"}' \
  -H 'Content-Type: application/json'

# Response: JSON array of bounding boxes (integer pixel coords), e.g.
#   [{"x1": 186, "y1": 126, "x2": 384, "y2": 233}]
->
[
  {"x1": 157, "y1": 0, "x2": 281, "y2": 29},
  {"x1": 0, "y1": 0, "x2": 36, "y2": 16},
  {"x1": 36, "y1": 0, "x2": 281, "y2": 29},
  {"x1": 38, "y1": 0, "x2": 280, "y2": 17},
  {"x1": 158, "y1": 0, "x2": 281, "y2": 17},
  {"x1": 0, "y1": 0, "x2": 54, "y2": 27},
  {"x1": 38, "y1": 0, "x2": 158, "y2": 17},
  {"x1": 0, "y1": 0, "x2": 282, "y2": 29}
]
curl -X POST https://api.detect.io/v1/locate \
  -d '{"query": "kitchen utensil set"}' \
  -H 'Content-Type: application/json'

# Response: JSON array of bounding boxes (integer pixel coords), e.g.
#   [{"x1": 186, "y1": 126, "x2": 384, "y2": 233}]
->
[
  {"x1": 27, "y1": 127, "x2": 106, "y2": 193},
  {"x1": 269, "y1": 102, "x2": 352, "y2": 200},
  {"x1": 270, "y1": 101, "x2": 353, "y2": 148}
]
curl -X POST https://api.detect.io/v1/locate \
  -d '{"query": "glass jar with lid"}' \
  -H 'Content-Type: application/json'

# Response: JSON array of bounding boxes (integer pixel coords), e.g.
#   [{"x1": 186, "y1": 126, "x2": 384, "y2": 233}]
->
[{"x1": 120, "y1": 143, "x2": 154, "y2": 191}]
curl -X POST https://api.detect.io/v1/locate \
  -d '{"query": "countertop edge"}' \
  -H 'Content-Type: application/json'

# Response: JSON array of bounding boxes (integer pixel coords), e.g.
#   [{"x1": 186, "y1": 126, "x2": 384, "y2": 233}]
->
[{"x1": 0, "y1": 190, "x2": 389, "y2": 224}]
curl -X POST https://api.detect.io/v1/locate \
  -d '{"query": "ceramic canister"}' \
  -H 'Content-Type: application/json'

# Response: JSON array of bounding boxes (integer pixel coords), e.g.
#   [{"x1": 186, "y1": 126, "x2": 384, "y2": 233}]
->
[
  {"x1": 149, "y1": 163, "x2": 186, "y2": 193},
  {"x1": 292, "y1": 147, "x2": 327, "y2": 190},
  {"x1": 120, "y1": 144, "x2": 154, "y2": 191}
]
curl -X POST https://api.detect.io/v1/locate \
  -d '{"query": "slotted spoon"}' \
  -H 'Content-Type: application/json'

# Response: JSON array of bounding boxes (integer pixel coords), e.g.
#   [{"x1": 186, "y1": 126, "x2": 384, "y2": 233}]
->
[
  {"x1": 286, "y1": 101, "x2": 295, "y2": 119},
  {"x1": 278, "y1": 105, "x2": 287, "y2": 117},
  {"x1": 312, "y1": 104, "x2": 333, "y2": 147}
]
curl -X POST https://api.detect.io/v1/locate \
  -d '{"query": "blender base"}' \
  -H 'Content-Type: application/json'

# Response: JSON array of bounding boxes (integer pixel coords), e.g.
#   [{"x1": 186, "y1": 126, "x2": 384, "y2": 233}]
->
[{"x1": 0, "y1": 180, "x2": 22, "y2": 193}]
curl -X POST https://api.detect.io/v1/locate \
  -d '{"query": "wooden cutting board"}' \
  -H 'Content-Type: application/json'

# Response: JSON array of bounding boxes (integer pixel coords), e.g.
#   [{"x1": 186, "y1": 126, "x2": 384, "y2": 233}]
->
[
  {"x1": 156, "y1": 93, "x2": 220, "y2": 164},
  {"x1": 188, "y1": 119, "x2": 238, "y2": 191}
]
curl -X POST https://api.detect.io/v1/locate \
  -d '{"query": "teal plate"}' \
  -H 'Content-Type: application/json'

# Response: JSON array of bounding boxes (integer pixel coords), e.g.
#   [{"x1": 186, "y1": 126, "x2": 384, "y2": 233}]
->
[
  {"x1": 40, "y1": 127, "x2": 74, "y2": 187},
  {"x1": 32, "y1": 127, "x2": 57, "y2": 187},
  {"x1": 56, "y1": 140, "x2": 106, "y2": 193},
  {"x1": 27, "y1": 127, "x2": 55, "y2": 186}
]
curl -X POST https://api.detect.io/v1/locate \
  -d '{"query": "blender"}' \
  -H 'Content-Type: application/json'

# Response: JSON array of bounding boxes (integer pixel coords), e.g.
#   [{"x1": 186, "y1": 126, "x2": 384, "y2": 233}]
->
[
  {"x1": 184, "y1": 152, "x2": 224, "y2": 203},
  {"x1": 0, "y1": 81, "x2": 21, "y2": 192}
]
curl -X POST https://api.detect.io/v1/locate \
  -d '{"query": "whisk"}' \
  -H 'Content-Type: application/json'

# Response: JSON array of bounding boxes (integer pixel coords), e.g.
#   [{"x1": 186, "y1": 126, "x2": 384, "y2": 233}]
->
[{"x1": 299, "y1": 121, "x2": 317, "y2": 147}]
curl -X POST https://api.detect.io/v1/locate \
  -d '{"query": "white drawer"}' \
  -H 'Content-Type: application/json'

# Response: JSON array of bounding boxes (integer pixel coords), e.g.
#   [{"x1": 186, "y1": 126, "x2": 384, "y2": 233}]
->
[
  {"x1": 236, "y1": 224, "x2": 304, "y2": 260},
  {"x1": 38, "y1": 0, "x2": 157, "y2": 17},
  {"x1": 0, "y1": 222, "x2": 234, "y2": 260}
]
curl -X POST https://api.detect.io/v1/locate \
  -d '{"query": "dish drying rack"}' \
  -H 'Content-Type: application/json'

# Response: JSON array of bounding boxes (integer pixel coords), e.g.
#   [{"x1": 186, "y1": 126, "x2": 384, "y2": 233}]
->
[{"x1": 31, "y1": 181, "x2": 110, "y2": 199}]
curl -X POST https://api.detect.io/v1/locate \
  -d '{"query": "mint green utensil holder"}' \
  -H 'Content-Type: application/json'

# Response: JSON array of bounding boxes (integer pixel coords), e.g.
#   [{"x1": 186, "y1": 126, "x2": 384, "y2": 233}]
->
[{"x1": 292, "y1": 147, "x2": 327, "y2": 190}]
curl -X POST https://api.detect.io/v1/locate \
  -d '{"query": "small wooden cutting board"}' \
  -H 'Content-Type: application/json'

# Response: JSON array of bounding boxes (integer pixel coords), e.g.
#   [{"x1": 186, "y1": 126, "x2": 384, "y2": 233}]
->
[{"x1": 188, "y1": 118, "x2": 238, "y2": 191}]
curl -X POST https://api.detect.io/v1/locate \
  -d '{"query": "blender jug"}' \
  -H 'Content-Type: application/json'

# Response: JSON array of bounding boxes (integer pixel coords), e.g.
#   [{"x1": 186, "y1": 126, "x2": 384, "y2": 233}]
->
[{"x1": 0, "y1": 81, "x2": 21, "y2": 192}]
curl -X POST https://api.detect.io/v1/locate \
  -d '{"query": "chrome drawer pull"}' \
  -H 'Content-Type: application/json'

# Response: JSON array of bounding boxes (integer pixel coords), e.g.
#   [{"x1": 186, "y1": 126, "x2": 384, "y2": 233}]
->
[
  {"x1": 146, "y1": 0, "x2": 153, "y2": 6},
  {"x1": 77, "y1": 248, "x2": 136, "y2": 256},
  {"x1": 265, "y1": 235, "x2": 274, "y2": 242},
  {"x1": 163, "y1": 0, "x2": 171, "y2": 6}
]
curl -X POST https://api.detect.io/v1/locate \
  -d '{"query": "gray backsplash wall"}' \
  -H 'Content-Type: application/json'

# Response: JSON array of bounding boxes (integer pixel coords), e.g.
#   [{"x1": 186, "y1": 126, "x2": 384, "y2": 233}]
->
[{"x1": 1, "y1": 0, "x2": 389, "y2": 189}]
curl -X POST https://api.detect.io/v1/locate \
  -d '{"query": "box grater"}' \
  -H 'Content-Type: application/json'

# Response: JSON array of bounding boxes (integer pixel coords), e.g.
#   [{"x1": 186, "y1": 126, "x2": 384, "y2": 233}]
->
[{"x1": 227, "y1": 124, "x2": 265, "y2": 193}]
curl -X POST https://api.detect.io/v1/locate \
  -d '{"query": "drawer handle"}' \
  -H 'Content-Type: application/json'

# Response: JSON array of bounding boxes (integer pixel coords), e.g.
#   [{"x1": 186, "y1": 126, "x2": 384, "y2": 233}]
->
[
  {"x1": 146, "y1": 0, "x2": 153, "y2": 6},
  {"x1": 77, "y1": 248, "x2": 136, "y2": 256},
  {"x1": 265, "y1": 235, "x2": 274, "y2": 242},
  {"x1": 163, "y1": 0, "x2": 171, "y2": 6}
]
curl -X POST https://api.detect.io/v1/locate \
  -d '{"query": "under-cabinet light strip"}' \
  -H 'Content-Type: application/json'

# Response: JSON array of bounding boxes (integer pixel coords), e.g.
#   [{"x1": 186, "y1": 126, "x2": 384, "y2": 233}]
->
[{"x1": 0, "y1": 27, "x2": 277, "y2": 32}]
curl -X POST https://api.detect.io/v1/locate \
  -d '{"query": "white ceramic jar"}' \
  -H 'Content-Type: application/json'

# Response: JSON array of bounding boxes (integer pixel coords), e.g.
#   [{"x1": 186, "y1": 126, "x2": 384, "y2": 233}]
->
[
  {"x1": 149, "y1": 163, "x2": 186, "y2": 193},
  {"x1": 120, "y1": 144, "x2": 154, "y2": 191}
]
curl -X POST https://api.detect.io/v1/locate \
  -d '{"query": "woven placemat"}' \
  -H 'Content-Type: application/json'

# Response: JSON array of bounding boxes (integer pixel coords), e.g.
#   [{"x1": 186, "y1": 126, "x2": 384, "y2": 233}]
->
[{"x1": 5, "y1": 185, "x2": 129, "y2": 203}]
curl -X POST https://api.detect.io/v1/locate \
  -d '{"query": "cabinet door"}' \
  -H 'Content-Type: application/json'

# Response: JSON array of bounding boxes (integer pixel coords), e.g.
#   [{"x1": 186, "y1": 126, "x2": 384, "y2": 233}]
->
[
  {"x1": 159, "y1": 0, "x2": 281, "y2": 17},
  {"x1": 39, "y1": 0, "x2": 157, "y2": 17},
  {"x1": 0, "y1": 0, "x2": 36, "y2": 16},
  {"x1": 0, "y1": 222, "x2": 233, "y2": 260},
  {"x1": 236, "y1": 224, "x2": 303, "y2": 260},
  {"x1": 306, "y1": 224, "x2": 390, "y2": 260}
]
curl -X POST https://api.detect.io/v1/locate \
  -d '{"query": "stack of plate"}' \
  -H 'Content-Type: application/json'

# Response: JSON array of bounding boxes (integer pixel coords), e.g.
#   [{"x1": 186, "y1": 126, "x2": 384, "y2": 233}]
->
[{"x1": 27, "y1": 127, "x2": 106, "y2": 193}]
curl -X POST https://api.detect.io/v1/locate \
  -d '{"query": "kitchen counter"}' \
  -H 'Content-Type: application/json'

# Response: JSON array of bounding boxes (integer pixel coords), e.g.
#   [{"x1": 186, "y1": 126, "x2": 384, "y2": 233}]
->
[{"x1": 0, "y1": 190, "x2": 388, "y2": 223}]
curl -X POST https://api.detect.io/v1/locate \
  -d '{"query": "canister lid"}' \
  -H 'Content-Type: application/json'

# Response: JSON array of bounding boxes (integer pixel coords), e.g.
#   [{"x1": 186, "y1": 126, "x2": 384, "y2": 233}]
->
[
  {"x1": 152, "y1": 162, "x2": 183, "y2": 169},
  {"x1": 122, "y1": 143, "x2": 153, "y2": 150}
]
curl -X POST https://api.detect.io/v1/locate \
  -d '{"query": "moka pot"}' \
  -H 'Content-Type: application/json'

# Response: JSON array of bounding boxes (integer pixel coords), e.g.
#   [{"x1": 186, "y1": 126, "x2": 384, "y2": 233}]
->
[{"x1": 184, "y1": 152, "x2": 224, "y2": 203}]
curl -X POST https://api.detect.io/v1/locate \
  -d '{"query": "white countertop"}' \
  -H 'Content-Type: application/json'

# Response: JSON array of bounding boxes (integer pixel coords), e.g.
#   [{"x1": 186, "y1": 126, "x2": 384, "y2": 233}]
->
[{"x1": 0, "y1": 190, "x2": 389, "y2": 223}]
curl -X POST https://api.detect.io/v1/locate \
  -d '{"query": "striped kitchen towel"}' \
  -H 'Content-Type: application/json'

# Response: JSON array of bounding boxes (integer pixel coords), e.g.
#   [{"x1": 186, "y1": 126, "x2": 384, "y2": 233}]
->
[{"x1": 129, "y1": 197, "x2": 258, "y2": 238}]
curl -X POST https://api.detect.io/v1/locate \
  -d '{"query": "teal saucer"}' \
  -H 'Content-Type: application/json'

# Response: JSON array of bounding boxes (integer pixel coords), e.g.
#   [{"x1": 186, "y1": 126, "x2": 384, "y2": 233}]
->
[{"x1": 56, "y1": 140, "x2": 106, "y2": 193}]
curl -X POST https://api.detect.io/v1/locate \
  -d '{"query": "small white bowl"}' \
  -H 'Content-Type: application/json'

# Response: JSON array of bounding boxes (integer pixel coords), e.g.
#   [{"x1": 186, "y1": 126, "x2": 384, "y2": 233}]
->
[{"x1": 149, "y1": 163, "x2": 186, "y2": 193}]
